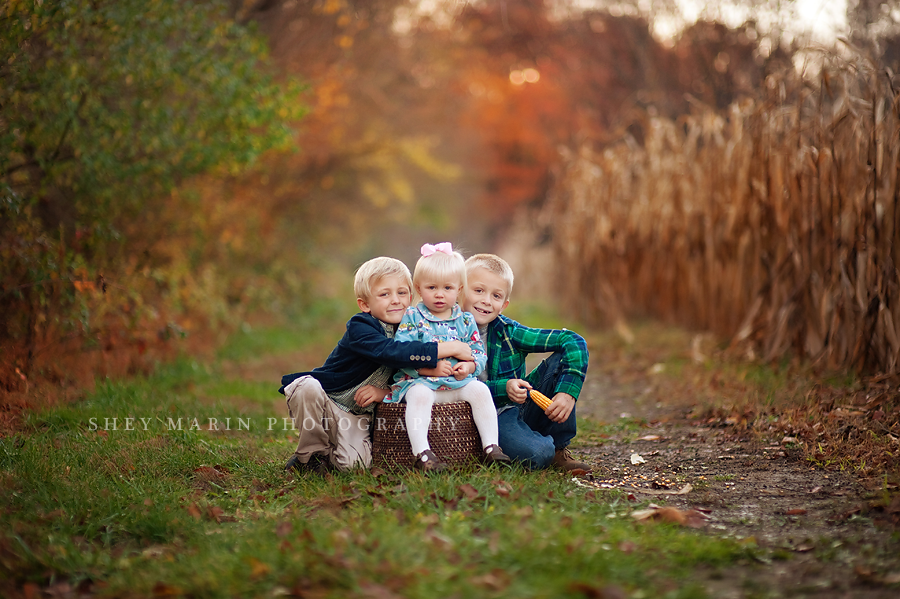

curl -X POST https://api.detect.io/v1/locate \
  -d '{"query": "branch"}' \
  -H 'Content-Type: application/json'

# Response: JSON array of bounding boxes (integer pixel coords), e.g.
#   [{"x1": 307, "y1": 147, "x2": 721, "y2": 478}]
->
[
  {"x1": 49, "y1": 90, "x2": 88, "y2": 163},
  {"x1": 1, "y1": 159, "x2": 38, "y2": 178}
]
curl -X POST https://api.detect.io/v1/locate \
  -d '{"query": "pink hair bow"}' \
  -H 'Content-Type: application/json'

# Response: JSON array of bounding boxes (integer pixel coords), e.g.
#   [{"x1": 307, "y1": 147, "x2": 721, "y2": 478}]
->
[{"x1": 421, "y1": 242, "x2": 453, "y2": 257}]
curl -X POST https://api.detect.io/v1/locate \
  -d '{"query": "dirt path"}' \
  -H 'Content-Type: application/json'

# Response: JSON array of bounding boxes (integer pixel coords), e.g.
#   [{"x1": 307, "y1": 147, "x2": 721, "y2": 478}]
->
[
  {"x1": 246, "y1": 327, "x2": 899, "y2": 597},
  {"x1": 572, "y1": 360, "x2": 900, "y2": 598}
]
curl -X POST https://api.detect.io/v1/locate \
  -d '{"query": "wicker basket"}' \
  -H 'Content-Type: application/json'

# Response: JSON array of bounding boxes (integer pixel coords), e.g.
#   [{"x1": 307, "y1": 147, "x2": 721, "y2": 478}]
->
[{"x1": 372, "y1": 401, "x2": 482, "y2": 469}]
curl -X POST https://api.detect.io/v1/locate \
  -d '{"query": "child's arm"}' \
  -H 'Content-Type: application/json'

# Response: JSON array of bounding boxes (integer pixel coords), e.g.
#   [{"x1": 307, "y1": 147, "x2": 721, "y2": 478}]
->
[
  {"x1": 346, "y1": 312, "x2": 440, "y2": 370},
  {"x1": 489, "y1": 319, "x2": 588, "y2": 404},
  {"x1": 438, "y1": 341, "x2": 473, "y2": 362},
  {"x1": 454, "y1": 313, "x2": 487, "y2": 380}
]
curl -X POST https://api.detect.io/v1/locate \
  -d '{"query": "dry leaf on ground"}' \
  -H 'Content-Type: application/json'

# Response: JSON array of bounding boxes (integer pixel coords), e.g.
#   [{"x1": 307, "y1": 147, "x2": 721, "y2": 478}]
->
[{"x1": 631, "y1": 504, "x2": 710, "y2": 528}]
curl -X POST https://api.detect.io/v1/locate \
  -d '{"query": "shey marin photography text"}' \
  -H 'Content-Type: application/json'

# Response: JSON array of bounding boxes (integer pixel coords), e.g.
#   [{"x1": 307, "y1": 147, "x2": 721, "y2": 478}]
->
[{"x1": 87, "y1": 414, "x2": 469, "y2": 433}]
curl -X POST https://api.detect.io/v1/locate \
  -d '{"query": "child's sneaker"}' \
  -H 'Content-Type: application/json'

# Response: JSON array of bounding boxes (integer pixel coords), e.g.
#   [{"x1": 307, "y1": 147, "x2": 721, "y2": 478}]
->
[
  {"x1": 284, "y1": 453, "x2": 332, "y2": 476},
  {"x1": 483, "y1": 444, "x2": 511, "y2": 465},
  {"x1": 414, "y1": 449, "x2": 448, "y2": 473},
  {"x1": 552, "y1": 447, "x2": 591, "y2": 472}
]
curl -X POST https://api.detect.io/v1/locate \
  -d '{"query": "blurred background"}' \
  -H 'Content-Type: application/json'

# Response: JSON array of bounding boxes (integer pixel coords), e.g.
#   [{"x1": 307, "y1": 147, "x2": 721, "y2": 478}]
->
[{"x1": 3, "y1": 0, "x2": 900, "y2": 393}]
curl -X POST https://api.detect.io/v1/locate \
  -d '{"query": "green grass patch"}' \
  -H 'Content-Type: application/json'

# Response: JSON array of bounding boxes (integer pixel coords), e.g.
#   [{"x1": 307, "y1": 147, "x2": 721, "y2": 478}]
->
[{"x1": 0, "y1": 321, "x2": 753, "y2": 598}]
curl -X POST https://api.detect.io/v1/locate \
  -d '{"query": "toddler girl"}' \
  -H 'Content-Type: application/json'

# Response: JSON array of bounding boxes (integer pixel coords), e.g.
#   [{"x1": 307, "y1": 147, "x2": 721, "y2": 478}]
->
[{"x1": 388, "y1": 242, "x2": 509, "y2": 472}]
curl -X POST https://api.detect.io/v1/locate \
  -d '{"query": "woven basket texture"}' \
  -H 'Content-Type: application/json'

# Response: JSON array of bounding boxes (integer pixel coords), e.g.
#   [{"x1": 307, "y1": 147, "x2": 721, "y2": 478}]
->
[{"x1": 372, "y1": 401, "x2": 482, "y2": 469}]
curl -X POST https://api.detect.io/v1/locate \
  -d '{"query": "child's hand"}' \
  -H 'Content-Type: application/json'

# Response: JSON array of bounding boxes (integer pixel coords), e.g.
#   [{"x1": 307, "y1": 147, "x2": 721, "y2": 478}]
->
[
  {"x1": 546, "y1": 393, "x2": 575, "y2": 423},
  {"x1": 419, "y1": 360, "x2": 454, "y2": 378},
  {"x1": 452, "y1": 361, "x2": 474, "y2": 380},
  {"x1": 438, "y1": 340, "x2": 473, "y2": 362},
  {"x1": 354, "y1": 385, "x2": 389, "y2": 407},
  {"x1": 505, "y1": 379, "x2": 532, "y2": 403}
]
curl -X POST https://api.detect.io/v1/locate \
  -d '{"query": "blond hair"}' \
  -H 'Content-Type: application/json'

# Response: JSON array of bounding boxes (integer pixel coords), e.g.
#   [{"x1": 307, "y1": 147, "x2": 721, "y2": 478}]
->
[
  {"x1": 465, "y1": 253, "x2": 514, "y2": 298},
  {"x1": 413, "y1": 247, "x2": 467, "y2": 291},
  {"x1": 354, "y1": 257, "x2": 412, "y2": 301}
]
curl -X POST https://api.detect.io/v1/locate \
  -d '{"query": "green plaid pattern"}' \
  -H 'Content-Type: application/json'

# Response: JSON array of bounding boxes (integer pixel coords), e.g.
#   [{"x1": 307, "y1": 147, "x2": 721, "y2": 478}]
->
[{"x1": 483, "y1": 315, "x2": 588, "y2": 408}]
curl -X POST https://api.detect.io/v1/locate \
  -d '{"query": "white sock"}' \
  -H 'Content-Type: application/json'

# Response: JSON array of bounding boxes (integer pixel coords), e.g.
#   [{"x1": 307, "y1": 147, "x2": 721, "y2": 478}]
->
[{"x1": 404, "y1": 384, "x2": 434, "y2": 456}]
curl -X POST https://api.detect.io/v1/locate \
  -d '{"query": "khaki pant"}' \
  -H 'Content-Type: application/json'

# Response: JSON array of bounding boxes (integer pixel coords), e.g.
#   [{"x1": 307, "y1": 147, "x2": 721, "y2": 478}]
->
[{"x1": 284, "y1": 376, "x2": 372, "y2": 471}]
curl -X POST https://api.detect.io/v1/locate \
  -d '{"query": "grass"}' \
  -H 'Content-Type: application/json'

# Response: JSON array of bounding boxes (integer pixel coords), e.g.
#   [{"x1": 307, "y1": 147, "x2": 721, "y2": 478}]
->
[{"x1": 0, "y1": 321, "x2": 754, "y2": 598}]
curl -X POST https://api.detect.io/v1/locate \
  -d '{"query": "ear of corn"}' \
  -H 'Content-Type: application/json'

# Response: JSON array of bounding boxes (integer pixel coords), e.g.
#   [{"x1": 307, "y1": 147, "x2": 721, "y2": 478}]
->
[{"x1": 530, "y1": 389, "x2": 552, "y2": 410}]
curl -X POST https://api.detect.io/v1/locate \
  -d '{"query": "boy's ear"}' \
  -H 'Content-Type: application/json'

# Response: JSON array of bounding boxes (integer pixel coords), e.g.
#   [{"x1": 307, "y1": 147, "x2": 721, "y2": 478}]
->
[
  {"x1": 500, "y1": 298, "x2": 510, "y2": 313},
  {"x1": 357, "y1": 298, "x2": 371, "y2": 313}
]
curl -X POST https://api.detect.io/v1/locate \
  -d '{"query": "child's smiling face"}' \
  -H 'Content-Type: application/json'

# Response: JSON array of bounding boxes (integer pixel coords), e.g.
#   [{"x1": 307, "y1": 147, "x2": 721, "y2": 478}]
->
[
  {"x1": 357, "y1": 274, "x2": 412, "y2": 324},
  {"x1": 462, "y1": 268, "x2": 510, "y2": 326},
  {"x1": 416, "y1": 278, "x2": 460, "y2": 320}
]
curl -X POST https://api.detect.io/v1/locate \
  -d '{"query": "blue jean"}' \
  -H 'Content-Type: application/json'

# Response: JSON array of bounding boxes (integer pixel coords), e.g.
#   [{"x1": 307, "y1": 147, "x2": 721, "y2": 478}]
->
[{"x1": 497, "y1": 353, "x2": 578, "y2": 470}]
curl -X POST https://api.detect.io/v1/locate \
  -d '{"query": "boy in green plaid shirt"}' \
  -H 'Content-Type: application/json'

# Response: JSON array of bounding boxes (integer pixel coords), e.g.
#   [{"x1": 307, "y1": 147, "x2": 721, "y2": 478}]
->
[{"x1": 462, "y1": 254, "x2": 591, "y2": 471}]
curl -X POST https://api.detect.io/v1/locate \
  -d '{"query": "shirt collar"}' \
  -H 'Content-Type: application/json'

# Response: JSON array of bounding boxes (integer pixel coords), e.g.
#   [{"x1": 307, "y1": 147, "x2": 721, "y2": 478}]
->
[{"x1": 416, "y1": 302, "x2": 463, "y2": 322}]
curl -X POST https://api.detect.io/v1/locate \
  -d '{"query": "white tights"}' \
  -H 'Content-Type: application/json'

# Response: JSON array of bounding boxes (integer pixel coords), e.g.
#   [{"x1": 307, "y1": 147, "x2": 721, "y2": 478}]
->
[{"x1": 404, "y1": 381, "x2": 499, "y2": 457}]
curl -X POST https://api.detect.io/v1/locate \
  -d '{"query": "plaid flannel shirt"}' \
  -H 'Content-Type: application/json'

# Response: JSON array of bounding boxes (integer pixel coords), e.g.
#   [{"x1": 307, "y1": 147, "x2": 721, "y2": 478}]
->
[{"x1": 482, "y1": 314, "x2": 589, "y2": 408}]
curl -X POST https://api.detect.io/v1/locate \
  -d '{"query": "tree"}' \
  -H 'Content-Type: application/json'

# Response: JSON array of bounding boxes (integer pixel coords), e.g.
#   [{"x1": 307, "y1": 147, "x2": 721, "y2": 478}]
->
[{"x1": 0, "y1": 0, "x2": 303, "y2": 378}]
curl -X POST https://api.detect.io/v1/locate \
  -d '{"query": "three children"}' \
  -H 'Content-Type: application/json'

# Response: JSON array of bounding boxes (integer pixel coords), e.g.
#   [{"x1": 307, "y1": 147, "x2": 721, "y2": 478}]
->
[{"x1": 279, "y1": 247, "x2": 590, "y2": 474}]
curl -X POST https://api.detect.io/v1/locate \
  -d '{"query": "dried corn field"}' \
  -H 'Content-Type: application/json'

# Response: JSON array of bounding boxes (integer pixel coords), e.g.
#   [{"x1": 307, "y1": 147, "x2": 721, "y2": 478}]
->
[{"x1": 548, "y1": 54, "x2": 900, "y2": 374}]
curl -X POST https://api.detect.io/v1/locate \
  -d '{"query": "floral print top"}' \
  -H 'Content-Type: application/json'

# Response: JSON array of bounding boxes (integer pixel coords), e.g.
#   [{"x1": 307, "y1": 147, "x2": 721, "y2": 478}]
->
[{"x1": 385, "y1": 302, "x2": 486, "y2": 402}]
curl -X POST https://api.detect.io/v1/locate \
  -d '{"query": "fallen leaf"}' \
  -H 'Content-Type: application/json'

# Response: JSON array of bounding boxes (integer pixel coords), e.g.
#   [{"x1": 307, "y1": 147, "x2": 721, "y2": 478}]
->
[
  {"x1": 425, "y1": 530, "x2": 453, "y2": 549},
  {"x1": 186, "y1": 503, "x2": 202, "y2": 520},
  {"x1": 631, "y1": 505, "x2": 709, "y2": 528},
  {"x1": 784, "y1": 508, "x2": 807, "y2": 516},
  {"x1": 44, "y1": 584, "x2": 76, "y2": 599},
  {"x1": 246, "y1": 557, "x2": 271, "y2": 579},
  {"x1": 513, "y1": 505, "x2": 534, "y2": 518},
  {"x1": 142, "y1": 545, "x2": 168, "y2": 558},
  {"x1": 357, "y1": 580, "x2": 405, "y2": 599},
  {"x1": 568, "y1": 582, "x2": 628, "y2": 599},
  {"x1": 458, "y1": 483, "x2": 480, "y2": 500},
  {"x1": 618, "y1": 540, "x2": 636, "y2": 553},
  {"x1": 152, "y1": 582, "x2": 183, "y2": 597},
  {"x1": 207, "y1": 505, "x2": 225, "y2": 522},
  {"x1": 631, "y1": 484, "x2": 693, "y2": 496},
  {"x1": 637, "y1": 435, "x2": 661, "y2": 441},
  {"x1": 470, "y1": 569, "x2": 511, "y2": 591},
  {"x1": 630, "y1": 453, "x2": 646, "y2": 465},
  {"x1": 276, "y1": 521, "x2": 293, "y2": 538}
]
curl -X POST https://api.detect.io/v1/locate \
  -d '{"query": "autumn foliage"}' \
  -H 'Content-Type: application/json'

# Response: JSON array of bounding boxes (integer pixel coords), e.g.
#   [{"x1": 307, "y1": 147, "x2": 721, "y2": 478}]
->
[{"x1": 4, "y1": 0, "x2": 900, "y2": 399}]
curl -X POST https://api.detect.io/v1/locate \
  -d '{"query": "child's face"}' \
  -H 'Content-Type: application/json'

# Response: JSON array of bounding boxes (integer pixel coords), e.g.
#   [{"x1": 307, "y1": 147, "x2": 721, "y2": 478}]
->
[
  {"x1": 357, "y1": 274, "x2": 412, "y2": 324},
  {"x1": 415, "y1": 278, "x2": 460, "y2": 320},
  {"x1": 462, "y1": 268, "x2": 510, "y2": 326}
]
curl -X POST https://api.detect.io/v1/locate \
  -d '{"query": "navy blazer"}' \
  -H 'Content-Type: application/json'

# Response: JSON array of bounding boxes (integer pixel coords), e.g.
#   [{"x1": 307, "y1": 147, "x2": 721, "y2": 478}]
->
[{"x1": 279, "y1": 312, "x2": 439, "y2": 394}]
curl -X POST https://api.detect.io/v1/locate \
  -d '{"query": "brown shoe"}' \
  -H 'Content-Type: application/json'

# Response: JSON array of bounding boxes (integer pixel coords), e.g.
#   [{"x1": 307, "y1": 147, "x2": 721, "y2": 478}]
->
[
  {"x1": 414, "y1": 449, "x2": 448, "y2": 473},
  {"x1": 552, "y1": 447, "x2": 591, "y2": 472},
  {"x1": 483, "y1": 444, "x2": 511, "y2": 465}
]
